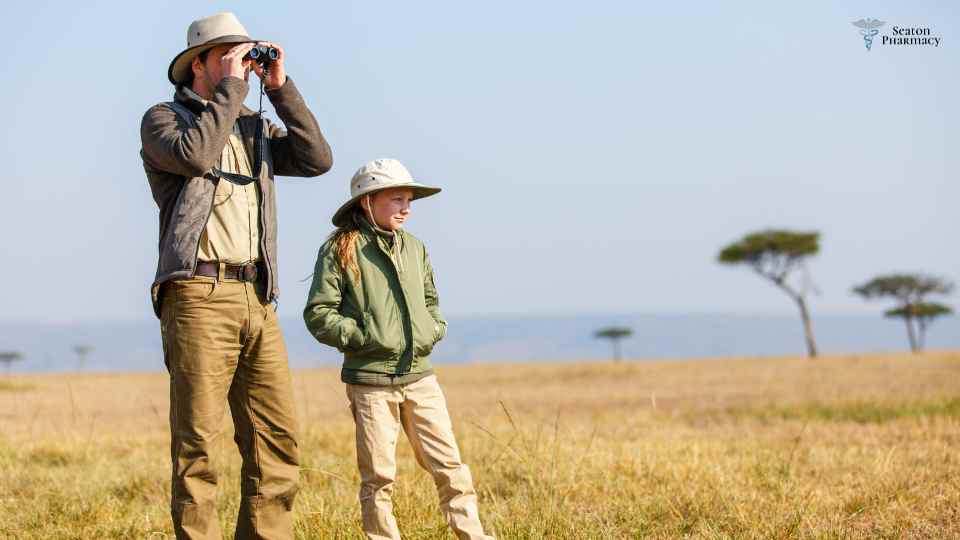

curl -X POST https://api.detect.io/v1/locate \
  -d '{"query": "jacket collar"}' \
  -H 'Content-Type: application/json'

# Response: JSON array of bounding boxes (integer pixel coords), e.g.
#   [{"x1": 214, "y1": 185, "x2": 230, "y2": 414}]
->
[
  {"x1": 354, "y1": 212, "x2": 407, "y2": 273},
  {"x1": 355, "y1": 211, "x2": 397, "y2": 243}
]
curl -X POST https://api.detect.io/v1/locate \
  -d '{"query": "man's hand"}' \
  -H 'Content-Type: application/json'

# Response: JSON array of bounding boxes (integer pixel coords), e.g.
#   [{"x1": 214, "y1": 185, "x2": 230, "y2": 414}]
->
[
  {"x1": 251, "y1": 42, "x2": 287, "y2": 90},
  {"x1": 221, "y1": 42, "x2": 255, "y2": 81}
]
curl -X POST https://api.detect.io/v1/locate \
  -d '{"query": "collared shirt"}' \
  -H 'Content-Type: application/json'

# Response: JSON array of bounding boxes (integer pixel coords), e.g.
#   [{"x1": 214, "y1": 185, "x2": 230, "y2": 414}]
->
[{"x1": 196, "y1": 123, "x2": 261, "y2": 264}]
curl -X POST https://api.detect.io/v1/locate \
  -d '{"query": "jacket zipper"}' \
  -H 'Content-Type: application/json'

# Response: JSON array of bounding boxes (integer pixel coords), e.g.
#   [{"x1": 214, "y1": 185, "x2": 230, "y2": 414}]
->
[
  {"x1": 376, "y1": 235, "x2": 412, "y2": 376},
  {"x1": 255, "y1": 117, "x2": 273, "y2": 303}
]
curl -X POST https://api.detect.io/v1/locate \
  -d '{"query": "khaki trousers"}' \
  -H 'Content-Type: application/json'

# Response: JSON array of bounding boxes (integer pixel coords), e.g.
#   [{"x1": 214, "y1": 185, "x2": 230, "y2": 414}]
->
[
  {"x1": 161, "y1": 277, "x2": 300, "y2": 540},
  {"x1": 346, "y1": 375, "x2": 494, "y2": 540}
]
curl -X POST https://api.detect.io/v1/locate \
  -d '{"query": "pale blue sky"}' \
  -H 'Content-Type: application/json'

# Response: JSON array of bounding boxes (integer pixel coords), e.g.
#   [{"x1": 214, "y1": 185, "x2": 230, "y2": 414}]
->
[{"x1": 1, "y1": 0, "x2": 956, "y2": 323}]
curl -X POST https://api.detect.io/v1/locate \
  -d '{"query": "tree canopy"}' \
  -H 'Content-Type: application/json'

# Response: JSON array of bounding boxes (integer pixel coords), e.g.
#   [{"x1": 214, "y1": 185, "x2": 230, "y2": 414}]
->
[
  {"x1": 718, "y1": 230, "x2": 820, "y2": 283},
  {"x1": 594, "y1": 327, "x2": 633, "y2": 339},
  {"x1": 0, "y1": 351, "x2": 23, "y2": 363},
  {"x1": 884, "y1": 302, "x2": 952, "y2": 320},
  {"x1": 853, "y1": 274, "x2": 953, "y2": 303}
]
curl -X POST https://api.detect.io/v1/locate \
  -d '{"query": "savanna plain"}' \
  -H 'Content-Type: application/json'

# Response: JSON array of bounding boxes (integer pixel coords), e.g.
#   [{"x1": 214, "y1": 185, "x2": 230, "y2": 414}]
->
[{"x1": 1, "y1": 351, "x2": 958, "y2": 539}]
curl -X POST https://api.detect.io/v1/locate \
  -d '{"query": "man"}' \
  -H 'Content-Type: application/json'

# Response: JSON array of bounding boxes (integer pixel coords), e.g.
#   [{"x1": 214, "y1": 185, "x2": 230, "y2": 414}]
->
[{"x1": 140, "y1": 12, "x2": 332, "y2": 539}]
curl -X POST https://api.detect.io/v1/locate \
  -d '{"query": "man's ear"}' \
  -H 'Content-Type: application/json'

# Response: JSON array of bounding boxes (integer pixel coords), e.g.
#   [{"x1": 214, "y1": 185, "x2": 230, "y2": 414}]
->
[{"x1": 191, "y1": 56, "x2": 205, "y2": 80}]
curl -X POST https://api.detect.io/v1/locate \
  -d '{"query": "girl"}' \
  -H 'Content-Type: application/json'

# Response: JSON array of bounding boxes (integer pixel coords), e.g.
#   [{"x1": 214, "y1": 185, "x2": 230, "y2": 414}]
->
[{"x1": 304, "y1": 158, "x2": 495, "y2": 540}]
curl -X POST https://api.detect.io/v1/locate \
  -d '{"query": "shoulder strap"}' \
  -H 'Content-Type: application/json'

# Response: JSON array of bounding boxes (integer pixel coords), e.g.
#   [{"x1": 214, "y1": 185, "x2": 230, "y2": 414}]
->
[{"x1": 163, "y1": 100, "x2": 263, "y2": 186}]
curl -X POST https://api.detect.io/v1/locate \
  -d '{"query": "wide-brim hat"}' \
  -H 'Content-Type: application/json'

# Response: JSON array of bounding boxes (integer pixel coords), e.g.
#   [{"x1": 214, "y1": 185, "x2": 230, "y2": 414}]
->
[
  {"x1": 332, "y1": 158, "x2": 442, "y2": 227},
  {"x1": 167, "y1": 12, "x2": 259, "y2": 85}
]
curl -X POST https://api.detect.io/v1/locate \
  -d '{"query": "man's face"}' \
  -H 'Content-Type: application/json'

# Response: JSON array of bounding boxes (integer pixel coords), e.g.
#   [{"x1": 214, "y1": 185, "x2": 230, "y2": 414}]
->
[
  {"x1": 366, "y1": 188, "x2": 414, "y2": 231},
  {"x1": 191, "y1": 44, "x2": 250, "y2": 97}
]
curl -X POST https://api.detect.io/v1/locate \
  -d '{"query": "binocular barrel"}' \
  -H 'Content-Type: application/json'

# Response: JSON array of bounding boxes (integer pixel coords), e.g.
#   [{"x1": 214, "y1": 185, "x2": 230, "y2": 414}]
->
[{"x1": 246, "y1": 45, "x2": 279, "y2": 63}]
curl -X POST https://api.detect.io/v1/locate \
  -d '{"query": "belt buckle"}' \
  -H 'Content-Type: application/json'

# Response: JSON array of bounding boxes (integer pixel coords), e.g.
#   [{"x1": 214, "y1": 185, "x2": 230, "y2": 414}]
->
[{"x1": 242, "y1": 263, "x2": 258, "y2": 282}]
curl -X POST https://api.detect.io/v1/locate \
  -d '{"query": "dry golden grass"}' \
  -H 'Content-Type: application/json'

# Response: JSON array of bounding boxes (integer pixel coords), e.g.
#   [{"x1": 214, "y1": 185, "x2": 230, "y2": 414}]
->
[{"x1": 1, "y1": 351, "x2": 959, "y2": 539}]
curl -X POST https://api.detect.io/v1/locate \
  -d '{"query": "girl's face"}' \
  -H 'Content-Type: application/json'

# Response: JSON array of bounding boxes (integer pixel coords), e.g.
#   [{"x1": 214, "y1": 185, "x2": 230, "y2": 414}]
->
[{"x1": 364, "y1": 188, "x2": 414, "y2": 231}]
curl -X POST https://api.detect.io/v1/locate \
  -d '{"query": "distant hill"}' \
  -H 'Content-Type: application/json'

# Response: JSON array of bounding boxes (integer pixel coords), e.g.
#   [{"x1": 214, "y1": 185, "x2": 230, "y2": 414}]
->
[{"x1": 1, "y1": 313, "x2": 958, "y2": 373}]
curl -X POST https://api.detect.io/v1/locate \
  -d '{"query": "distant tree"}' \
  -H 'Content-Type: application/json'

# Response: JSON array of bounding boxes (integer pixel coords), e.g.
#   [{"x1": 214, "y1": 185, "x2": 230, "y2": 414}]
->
[
  {"x1": 717, "y1": 229, "x2": 821, "y2": 358},
  {"x1": 594, "y1": 327, "x2": 633, "y2": 362},
  {"x1": 885, "y1": 303, "x2": 952, "y2": 352},
  {"x1": 73, "y1": 345, "x2": 93, "y2": 371},
  {"x1": 0, "y1": 351, "x2": 23, "y2": 376},
  {"x1": 853, "y1": 274, "x2": 954, "y2": 352}
]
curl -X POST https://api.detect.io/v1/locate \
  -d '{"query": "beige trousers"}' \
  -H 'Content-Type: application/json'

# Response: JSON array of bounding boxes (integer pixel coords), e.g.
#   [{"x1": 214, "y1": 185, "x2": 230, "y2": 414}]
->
[
  {"x1": 346, "y1": 375, "x2": 494, "y2": 540},
  {"x1": 161, "y1": 277, "x2": 300, "y2": 540}
]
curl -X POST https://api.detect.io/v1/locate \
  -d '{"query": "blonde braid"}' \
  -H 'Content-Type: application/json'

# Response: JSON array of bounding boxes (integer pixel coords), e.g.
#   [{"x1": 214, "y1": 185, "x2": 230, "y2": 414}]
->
[{"x1": 327, "y1": 210, "x2": 362, "y2": 286}]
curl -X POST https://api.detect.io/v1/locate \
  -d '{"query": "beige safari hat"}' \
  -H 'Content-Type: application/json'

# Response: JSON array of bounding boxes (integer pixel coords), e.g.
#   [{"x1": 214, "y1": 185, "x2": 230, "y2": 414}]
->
[
  {"x1": 332, "y1": 158, "x2": 441, "y2": 227},
  {"x1": 167, "y1": 12, "x2": 259, "y2": 85}
]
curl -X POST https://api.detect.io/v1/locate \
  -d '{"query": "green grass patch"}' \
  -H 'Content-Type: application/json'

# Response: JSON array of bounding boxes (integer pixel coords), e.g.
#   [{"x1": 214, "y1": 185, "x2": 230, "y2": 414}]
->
[{"x1": 748, "y1": 398, "x2": 960, "y2": 424}]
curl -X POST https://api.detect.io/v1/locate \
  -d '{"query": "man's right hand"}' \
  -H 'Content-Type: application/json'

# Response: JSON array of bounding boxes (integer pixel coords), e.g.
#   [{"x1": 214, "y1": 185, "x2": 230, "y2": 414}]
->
[{"x1": 220, "y1": 42, "x2": 255, "y2": 82}]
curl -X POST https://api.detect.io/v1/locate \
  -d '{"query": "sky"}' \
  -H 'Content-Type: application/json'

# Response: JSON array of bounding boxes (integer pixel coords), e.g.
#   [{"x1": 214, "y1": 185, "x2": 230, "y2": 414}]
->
[{"x1": 1, "y1": 0, "x2": 957, "y2": 323}]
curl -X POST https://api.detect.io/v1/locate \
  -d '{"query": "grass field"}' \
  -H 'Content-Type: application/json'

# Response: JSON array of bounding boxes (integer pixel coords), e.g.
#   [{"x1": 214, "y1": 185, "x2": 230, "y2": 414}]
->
[{"x1": 1, "y1": 351, "x2": 959, "y2": 539}]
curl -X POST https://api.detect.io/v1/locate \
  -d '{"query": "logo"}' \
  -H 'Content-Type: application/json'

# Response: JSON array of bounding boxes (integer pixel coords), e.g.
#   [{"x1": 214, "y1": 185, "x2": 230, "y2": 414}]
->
[
  {"x1": 851, "y1": 19, "x2": 942, "y2": 51},
  {"x1": 852, "y1": 18, "x2": 885, "y2": 51}
]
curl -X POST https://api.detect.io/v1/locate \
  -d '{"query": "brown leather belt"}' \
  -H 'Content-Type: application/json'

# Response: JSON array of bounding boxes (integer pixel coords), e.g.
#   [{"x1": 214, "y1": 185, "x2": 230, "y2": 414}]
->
[{"x1": 194, "y1": 261, "x2": 261, "y2": 282}]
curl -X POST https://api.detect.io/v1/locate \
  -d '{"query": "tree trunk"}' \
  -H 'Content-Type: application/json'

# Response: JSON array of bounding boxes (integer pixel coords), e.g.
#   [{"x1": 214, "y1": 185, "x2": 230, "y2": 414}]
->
[
  {"x1": 613, "y1": 338, "x2": 622, "y2": 362},
  {"x1": 795, "y1": 296, "x2": 818, "y2": 358},
  {"x1": 916, "y1": 317, "x2": 927, "y2": 352},
  {"x1": 904, "y1": 316, "x2": 919, "y2": 353}
]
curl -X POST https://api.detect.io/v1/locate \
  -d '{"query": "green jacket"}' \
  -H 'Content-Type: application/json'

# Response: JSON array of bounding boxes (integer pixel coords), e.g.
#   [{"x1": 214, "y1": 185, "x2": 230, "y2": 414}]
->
[{"x1": 303, "y1": 215, "x2": 447, "y2": 385}]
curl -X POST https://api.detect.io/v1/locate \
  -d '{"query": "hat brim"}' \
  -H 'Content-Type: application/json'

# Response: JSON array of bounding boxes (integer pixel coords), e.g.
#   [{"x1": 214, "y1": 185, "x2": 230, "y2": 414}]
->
[
  {"x1": 332, "y1": 183, "x2": 442, "y2": 227},
  {"x1": 167, "y1": 35, "x2": 259, "y2": 85}
]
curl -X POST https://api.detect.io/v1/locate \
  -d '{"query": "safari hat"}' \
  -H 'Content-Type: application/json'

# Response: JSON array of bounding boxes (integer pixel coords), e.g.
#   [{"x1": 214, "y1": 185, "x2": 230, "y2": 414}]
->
[
  {"x1": 167, "y1": 12, "x2": 259, "y2": 85},
  {"x1": 332, "y1": 158, "x2": 441, "y2": 227}
]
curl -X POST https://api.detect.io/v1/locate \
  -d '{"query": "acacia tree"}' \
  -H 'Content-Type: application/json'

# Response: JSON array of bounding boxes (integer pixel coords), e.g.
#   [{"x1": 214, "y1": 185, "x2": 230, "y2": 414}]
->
[
  {"x1": 717, "y1": 230, "x2": 821, "y2": 358},
  {"x1": 0, "y1": 351, "x2": 23, "y2": 376},
  {"x1": 853, "y1": 274, "x2": 953, "y2": 352},
  {"x1": 594, "y1": 327, "x2": 632, "y2": 362},
  {"x1": 73, "y1": 345, "x2": 93, "y2": 371}
]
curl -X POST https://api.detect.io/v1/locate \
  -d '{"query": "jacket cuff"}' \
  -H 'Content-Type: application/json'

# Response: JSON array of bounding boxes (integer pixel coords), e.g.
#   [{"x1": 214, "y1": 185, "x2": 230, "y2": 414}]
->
[{"x1": 265, "y1": 76, "x2": 300, "y2": 105}]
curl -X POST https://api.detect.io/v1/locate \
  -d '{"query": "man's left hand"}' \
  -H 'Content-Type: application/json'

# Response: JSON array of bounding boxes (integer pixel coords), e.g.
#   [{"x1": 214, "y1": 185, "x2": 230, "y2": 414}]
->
[{"x1": 252, "y1": 42, "x2": 287, "y2": 90}]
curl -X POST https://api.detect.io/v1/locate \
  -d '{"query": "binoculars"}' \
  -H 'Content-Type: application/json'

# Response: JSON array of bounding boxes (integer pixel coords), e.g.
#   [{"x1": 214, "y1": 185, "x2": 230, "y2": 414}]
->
[{"x1": 245, "y1": 45, "x2": 279, "y2": 65}]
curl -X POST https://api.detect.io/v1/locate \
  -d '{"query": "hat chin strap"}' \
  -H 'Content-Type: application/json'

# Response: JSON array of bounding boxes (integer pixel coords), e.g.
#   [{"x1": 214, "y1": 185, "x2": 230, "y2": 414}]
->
[{"x1": 362, "y1": 195, "x2": 375, "y2": 226}]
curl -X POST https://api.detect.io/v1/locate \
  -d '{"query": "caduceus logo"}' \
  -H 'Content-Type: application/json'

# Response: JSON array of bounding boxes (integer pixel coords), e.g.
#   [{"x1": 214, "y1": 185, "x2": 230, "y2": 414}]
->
[{"x1": 852, "y1": 18, "x2": 886, "y2": 51}]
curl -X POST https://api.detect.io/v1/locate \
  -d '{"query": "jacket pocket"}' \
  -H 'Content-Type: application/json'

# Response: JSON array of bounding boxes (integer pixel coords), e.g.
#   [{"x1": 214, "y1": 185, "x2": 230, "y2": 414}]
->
[
  {"x1": 355, "y1": 311, "x2": 403, "y2": 360},
  {"x1": 412, "y1": 305, "x2": 440, "y2": 357},
  {"x1": 340, "y1": 318, "x2": 365, "y2": 352}
]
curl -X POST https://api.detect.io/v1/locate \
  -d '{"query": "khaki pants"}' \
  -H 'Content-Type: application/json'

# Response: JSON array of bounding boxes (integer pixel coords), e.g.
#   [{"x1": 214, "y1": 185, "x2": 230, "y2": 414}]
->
[
  {"x1": 161, "y1": 277, "x2": 300, "y2": 540},
  {"x1": 346, "y1": 375, "x2": 494, "y2": 540}
]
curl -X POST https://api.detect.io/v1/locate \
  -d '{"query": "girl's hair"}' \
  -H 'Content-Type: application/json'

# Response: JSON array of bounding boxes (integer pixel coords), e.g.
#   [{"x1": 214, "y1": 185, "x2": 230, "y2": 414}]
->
[
  {"x1": 328, "y1": 213, "x2": 362, "y2": 286},
  {"x1": 328, "y1": 195, "x2": 375, "y2": 286}
]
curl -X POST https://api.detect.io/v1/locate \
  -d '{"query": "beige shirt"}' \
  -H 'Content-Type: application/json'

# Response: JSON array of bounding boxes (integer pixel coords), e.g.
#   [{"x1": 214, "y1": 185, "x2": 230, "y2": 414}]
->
[{"x1": 197, "y1": 125, "x2": 260, "y2": 263}]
